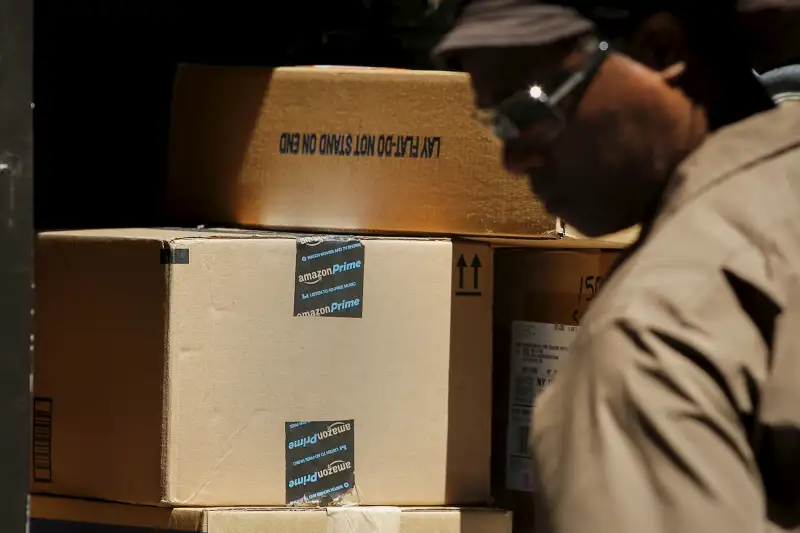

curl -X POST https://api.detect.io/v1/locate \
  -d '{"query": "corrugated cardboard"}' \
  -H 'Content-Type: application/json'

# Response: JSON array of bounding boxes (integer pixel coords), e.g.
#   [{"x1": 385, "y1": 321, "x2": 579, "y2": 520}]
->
[
  {"x1": 166, "y1": 66, "x2": 556, "y2": 237},
  {"x1": 32, "y1": 228, "x2": 493, "y2": 507},
  {"x1": 30, "y1": 495, "x2": 513, "y2": 533},
  {"x1": 469, "y1": 227, "x2": 639, "y2": 251},
  {"x1": 556, "y1": 222, "x2": 640, "y2": 247},
  {"x1": 491, "y1": 248, "x2": 620, "y2": 533}
]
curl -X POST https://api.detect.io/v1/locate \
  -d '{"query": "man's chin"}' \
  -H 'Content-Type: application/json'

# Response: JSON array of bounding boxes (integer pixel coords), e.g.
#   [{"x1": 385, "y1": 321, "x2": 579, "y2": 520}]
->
[{"x1": 559, "y1": 214, "x2": 635, "y2": 239}]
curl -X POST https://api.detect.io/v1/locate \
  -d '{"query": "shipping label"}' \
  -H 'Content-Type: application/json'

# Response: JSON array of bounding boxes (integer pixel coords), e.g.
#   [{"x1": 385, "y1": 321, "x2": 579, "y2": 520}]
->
[
  {"x1": 32, "y1": 397, "x2": 53, "y2": 483},
  {"x1": 505, "y1": 321, "x2": 579, "y2": 492}
]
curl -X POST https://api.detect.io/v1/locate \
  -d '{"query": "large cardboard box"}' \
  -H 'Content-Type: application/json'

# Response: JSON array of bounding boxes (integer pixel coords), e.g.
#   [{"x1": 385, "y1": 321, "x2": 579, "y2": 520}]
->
[
  {"x1": 491, "y1": 248, "x2": 620, "y2": 532},
  {"x1": 30, "y1": 496, "x2": 513, "y2": 533},
  {"x1": 32, "y1": 228, "x2": 493, "y2": 507},
  {"x1": 166, "y1": 66, "x2": 556, "y2": 238}
]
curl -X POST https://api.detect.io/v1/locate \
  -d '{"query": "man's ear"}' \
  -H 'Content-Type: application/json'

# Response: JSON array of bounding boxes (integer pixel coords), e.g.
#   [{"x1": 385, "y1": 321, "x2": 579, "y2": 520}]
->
[
  {"x1": 627, "y1": 11, "x2": 689, "y2": 73},
  {"x1": 660, "y1": 61, "x2": 687, "y2": 85}
]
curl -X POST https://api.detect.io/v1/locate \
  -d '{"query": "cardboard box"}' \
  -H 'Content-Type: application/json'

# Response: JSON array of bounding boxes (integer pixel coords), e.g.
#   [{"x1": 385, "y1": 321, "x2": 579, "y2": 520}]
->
[
  {"x1": 30, "y1": 496, "x2": 513, "y2": 533},
  {"x1": 491, "y1": 248, "x2": 620, "y2": 532},
  {"x1": 166, "y1": 66, "x2": 556, "y2": 238},
  {"x1": 32, "y1": 228, "x2": 493, "y2": 507}
]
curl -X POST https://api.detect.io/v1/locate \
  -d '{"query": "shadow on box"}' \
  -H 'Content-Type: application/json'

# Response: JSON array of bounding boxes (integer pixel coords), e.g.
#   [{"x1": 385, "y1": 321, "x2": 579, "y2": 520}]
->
[{"x1": 34, "y1": 0, "x2": 392, "y2": 231}]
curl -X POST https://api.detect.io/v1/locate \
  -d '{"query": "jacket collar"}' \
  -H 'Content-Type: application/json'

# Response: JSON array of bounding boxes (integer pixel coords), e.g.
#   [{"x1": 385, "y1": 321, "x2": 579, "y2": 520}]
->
[{"x1": 657, "y1": 104, "x2": 800, "y2": 223}]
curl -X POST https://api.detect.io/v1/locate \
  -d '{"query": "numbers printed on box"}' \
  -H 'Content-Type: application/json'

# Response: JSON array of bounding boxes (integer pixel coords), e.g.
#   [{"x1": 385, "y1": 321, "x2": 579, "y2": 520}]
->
[{"x1": 572, "y1": 275, "x2": 606, "y2": 324}]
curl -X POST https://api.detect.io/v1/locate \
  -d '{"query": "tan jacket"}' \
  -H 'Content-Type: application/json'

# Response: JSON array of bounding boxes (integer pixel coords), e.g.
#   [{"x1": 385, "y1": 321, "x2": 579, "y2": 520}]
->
[{"x1": 532, "y1": 104, "x2": 800, "y2": 533}]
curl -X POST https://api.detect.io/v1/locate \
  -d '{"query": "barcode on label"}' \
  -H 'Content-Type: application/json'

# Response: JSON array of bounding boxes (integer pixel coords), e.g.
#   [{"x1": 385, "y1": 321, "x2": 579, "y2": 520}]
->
[
  {"x1": 33, "y1": 397, "x2": 53, "y2": 482},
  {"x1": 507, "y1": 321, "x2": 580, "y2": 493},
  {"x1": 513, "y1": 375, "x2": 534, "y2": 407},
  {"x1": 516, "y1": 425, "x2": 530, "y2": 456}
]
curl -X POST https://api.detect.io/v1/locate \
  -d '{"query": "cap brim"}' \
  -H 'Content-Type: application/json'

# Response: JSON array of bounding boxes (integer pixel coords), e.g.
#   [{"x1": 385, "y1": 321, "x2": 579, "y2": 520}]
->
[{"x1": 432, "y1": 4, "x2": 593, "y2": 69}]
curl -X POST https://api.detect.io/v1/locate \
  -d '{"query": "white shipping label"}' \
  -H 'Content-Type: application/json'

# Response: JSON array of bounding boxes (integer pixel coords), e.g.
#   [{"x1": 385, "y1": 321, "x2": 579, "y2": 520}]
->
[{"x1": 505, "y1": 321, "x2": 580, "y2": 492}]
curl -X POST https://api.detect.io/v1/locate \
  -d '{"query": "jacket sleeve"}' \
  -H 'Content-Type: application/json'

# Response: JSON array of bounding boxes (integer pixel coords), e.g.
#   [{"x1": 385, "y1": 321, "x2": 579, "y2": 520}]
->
[{"x1": 531, "y1": 311, "x2": 767, "y2": 533}]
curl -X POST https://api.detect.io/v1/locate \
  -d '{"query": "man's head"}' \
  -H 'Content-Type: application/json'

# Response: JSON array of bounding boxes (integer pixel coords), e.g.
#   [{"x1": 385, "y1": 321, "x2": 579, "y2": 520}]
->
[{"x1": 433, "y1": 0, "x2": 775, "y2": 236}]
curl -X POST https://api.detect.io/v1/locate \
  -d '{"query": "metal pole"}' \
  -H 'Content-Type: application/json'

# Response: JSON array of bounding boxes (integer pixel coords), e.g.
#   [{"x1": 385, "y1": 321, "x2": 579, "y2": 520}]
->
[{"x1": 0, "y1": 0, "x2": 34, "y2": 526}]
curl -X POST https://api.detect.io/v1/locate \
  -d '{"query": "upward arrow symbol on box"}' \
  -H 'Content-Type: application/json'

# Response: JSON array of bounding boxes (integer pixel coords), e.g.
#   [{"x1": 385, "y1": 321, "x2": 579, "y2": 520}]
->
[
  {"x1": 456, "y1": 254, "x2": 467, "y2": 289},
  {"x1": 470, "y1": 254, "x2": 481, "y2": 289},
  {"x1": 455, "y1": 253, "x2": 482, "y2": 297}
]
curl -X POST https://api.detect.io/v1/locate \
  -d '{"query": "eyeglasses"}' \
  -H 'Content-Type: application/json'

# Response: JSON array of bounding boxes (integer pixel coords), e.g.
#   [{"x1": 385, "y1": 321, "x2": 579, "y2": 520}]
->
[{"x1": 474, "y1": 38, "x2": 610, "y2": 143}]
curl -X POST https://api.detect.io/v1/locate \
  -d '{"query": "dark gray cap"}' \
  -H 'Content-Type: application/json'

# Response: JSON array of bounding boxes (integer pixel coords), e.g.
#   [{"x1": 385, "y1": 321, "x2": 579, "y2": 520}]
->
[
  {"x1": 432, "y1": 0, "x2": 593, "y2": 68},
  {"x1": 432, "y1": 0, "x2": 800, "y2": 71}
]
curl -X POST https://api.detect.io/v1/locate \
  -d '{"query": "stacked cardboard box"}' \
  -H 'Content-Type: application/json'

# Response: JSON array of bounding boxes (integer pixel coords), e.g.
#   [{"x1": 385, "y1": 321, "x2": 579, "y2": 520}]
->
[
  {"x1": 491, "y1": 247, "x2": 621, "y2": 533},
  {"x1": 30, "y1": 495, "x2": 511, "y2": 533},
  {"x1": 165, "y1": 65, "x2": 557, "y2": 237},
  {"x1": 33, "y1": 229, "x2": 495, "y2": 509},
  {"x1": 31, "y1": 66, "x2": 632, "y2": 531}
]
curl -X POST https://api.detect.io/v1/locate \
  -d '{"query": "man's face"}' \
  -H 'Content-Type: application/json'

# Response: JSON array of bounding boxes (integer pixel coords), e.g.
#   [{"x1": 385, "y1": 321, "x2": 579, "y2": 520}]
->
[{"x1": 459, "y1": 36, "x2": 690, "y2": 236}]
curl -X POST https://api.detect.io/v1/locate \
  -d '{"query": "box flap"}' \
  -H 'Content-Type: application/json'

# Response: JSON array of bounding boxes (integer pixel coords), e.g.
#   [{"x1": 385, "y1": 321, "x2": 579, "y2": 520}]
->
[
  {"x1": 38, "y1": 227, "x2": 454, "y2": 244},
  {"x1": 31, "y1": 497, "x2": 511, "y2": 533},
  {"x1": 204, "y1": 506, "x2": 511, "y2": 533},
  {"x1": 30, "y1": 496, "x2": 204, "y2": 531},
  {"x1": 469, "y1": 234, "x2": 635, "y2": 250}
]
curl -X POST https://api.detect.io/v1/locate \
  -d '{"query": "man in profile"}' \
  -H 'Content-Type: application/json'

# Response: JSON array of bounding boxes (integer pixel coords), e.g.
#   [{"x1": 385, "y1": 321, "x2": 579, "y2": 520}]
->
[{"x1": 433, "y1": 1, "x2": 800, "y2": 532}]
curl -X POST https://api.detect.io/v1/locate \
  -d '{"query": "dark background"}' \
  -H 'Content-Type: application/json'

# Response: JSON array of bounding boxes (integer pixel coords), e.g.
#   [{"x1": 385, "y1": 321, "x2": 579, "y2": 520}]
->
[{"x1": 35, "y1": 0, "x2": 462, "y2": 231}]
